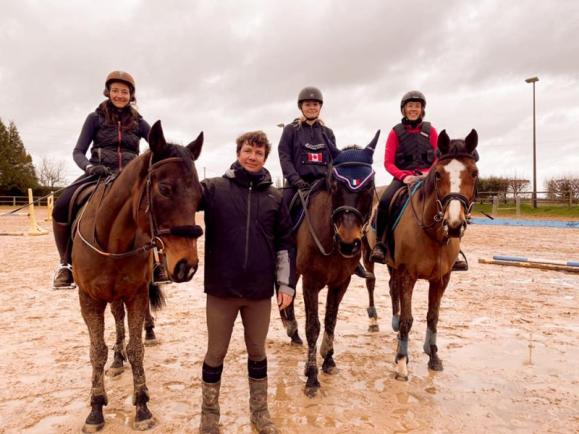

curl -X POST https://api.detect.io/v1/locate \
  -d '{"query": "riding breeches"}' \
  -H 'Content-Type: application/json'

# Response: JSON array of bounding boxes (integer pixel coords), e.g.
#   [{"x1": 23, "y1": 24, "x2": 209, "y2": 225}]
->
[
  {"x1": 376, "y1": 179, "x2": 405, "y2": 241},
  {"x1": 203, "y1": 294, "x2": 271, "y2": 367}
]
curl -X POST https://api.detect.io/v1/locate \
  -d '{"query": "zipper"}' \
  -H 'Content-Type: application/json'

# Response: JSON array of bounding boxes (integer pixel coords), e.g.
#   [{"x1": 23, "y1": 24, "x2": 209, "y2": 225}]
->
[
  {"x1": 243, "y1": 182, "x2": 253, "y2": 270},
  {"x1": 117, "y1": 121, "x2": 122, "y2": 170}
]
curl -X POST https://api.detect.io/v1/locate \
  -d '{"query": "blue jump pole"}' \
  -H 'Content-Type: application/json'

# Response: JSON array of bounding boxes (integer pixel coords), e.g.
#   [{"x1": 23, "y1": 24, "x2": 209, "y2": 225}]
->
[{"x1": 493, "y1": 255, "x2": 579, "y2": 268}]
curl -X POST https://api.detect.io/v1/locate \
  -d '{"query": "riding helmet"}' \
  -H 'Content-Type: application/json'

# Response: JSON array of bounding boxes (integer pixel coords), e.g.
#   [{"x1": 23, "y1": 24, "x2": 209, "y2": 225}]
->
[
  {"x1": 298, "y1": 86, "x2": 323, "y2": 108},
  {"x1": 400, "y1": 90, "x2": 426, "y2": 110},
  {"x1": 104, "y1": 70, "x2": 136, "y2": 100}
]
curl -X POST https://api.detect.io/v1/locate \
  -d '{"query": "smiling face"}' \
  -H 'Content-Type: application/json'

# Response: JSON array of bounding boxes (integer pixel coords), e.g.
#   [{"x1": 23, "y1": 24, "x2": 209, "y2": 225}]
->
[
  {"x1": 300, "y1": 100, "x2": 322, "y2": 120},
  {"x1": 108, "y1": 81, "x2": 131, "y2": 108},
  {"x1": 403, "y1": 101, "x2": 423, "y2": 121},
  {"x1": 237, "y1": 142, "x2": 267, "y2": 173}
]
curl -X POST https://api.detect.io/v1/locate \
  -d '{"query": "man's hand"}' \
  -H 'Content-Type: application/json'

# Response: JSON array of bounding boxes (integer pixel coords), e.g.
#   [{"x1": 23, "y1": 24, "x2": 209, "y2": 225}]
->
[{"x1": 277, "y1": 292, "x2": 293, "y2": 310}]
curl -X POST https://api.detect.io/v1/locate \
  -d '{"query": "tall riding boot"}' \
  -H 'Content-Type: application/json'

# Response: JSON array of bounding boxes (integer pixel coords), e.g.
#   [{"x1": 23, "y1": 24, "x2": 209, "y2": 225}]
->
[
  {"x1": 249, "y1": 377, "x2": 278, "y2": 434},
  {"x1": 52, "y1": 221, "x2": 75, "y2": 289},
  {"x1": 370, "y1": 206, "x2": 388, "y2": 264},
  {"x1": 200, "y1": 381, "x2": 221, "y2": 434}
]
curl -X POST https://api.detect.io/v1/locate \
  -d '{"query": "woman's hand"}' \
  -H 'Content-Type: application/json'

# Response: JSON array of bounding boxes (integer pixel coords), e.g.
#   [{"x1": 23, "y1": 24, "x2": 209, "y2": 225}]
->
[
  {"x1": 277, "y1": 292, "x2": 293, "y2": 310},
  {"x1": 403, "y1": 175, "x2": 419, "y2": 184}
]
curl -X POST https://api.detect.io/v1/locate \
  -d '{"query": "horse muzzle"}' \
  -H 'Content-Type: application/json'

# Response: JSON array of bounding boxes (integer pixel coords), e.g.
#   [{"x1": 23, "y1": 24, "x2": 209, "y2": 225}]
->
[
  {"x1": 334, "y1": 234, "x2": 362, "y2": 258},
  {"x1": 442, "y1": 220, "x2": 466, "y2": 239},
  {"x1": 171, "y1": 258, "x2": 199, "y2": 283}
]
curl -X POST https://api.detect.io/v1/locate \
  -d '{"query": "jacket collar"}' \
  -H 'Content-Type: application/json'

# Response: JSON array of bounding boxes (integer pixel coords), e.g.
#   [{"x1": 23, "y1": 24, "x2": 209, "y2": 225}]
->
[{"x1": 224, "y1": 161, "x2": 273, "y2": 189}]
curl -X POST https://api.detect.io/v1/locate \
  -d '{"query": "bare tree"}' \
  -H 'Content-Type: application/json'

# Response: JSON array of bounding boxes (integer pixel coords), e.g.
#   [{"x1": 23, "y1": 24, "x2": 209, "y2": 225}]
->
[
  {"x1": 506, "y1": 175, "x2": 530, "y2": 199},
  {"x1": 38, "y1": 157, "x2": 66, "y2": 189}
]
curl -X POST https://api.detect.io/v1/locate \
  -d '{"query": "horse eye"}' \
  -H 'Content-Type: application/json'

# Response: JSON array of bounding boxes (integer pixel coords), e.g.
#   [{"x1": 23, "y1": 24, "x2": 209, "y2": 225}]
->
[
  {"x1": 435, "y1": 171, "x2": 441, "y2": 179},
  {"x1": 159, "y1": 184, "x2": 172, "y2": 197},
  {"x1": 472, "y1": 170, "x2": 479, "y2": 178}
]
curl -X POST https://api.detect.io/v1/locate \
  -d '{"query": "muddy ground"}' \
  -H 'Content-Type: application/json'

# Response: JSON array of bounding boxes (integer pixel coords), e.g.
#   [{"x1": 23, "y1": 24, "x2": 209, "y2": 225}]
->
[{"x1": 0, "y1": 208, "x2": 578, "y2": 433}]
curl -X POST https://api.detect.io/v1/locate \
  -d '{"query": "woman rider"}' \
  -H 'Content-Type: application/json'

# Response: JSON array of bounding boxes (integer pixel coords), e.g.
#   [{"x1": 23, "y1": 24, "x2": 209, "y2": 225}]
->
[
  {"x1": 51, "y1": 71, "x2": 151, "y2": 289},
  {"x1": 278, "y1": 86, "x2": 372, "y2": 278}
]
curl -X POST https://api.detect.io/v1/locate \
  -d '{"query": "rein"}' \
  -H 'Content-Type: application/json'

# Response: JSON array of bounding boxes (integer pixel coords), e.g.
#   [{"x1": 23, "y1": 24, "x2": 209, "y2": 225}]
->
[{"x1": 76, "y1": 155, "x2": 203, "y2": 259}]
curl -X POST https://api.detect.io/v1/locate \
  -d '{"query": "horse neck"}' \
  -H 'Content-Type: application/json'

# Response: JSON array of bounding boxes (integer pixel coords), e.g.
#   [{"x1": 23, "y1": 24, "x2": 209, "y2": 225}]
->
[
  {"x1": 305, "y1": 189, "x2": 334, "y2": 244},
  {"x1": 409, "y1": 180, "x2": 442, "y2": 237},
  {"x1": 94, "y1": 157, "x2": 148, "y2": 251}
]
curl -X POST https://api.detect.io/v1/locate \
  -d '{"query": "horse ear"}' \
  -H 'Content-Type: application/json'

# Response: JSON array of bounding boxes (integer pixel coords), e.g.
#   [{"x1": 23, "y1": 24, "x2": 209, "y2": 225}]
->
[
  {"x1": 187, "y1": 131, "x2": 204, "y2": 161},
  {"x1": 465, "y1": 129, "x2": 478, "y2": 154},
  {"x1": 366, "y1": 130, "x2": 380, "y2": 153},
  {"x1": 148, "y1": 121, "x2": 167, "y2": 155},
  {"x1": 437, "y1": 129, "x2": 450, "y2": 155}
]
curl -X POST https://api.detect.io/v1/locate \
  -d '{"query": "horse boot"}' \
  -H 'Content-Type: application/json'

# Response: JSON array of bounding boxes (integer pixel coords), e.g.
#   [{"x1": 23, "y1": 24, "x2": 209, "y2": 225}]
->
[
  {"x1": 249, "y1": 377, "x2": 279, "y2": 434},
  {"x1": 52, "y1": 221, "x2": 76, "y2": 289},
  {"x1": 452, "y1": 250, "x2": 469, "y2": 271},
  {"x1": 200, "y1": 381, "x2": 221, "y2": 434}
]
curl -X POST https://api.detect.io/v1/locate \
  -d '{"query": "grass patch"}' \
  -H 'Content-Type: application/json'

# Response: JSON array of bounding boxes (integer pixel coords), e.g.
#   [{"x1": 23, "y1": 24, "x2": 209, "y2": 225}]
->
[{"x1": 473, "y1": 203, "x2": 579, "y2": 219}]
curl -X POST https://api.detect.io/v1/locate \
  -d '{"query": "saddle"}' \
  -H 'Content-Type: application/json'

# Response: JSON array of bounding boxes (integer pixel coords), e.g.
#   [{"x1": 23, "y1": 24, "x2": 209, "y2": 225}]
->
[
  {"x1": 288, "y1": 179, "x2": 324, "y2": 233},
  {"x1": 68, "y1": 175, "x2": 117, "y2": 235}
]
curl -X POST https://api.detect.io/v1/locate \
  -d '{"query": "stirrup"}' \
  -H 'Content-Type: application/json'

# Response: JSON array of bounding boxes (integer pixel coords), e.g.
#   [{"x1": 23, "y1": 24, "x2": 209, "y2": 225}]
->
[
  {"x1": 370, "y1": 244, "x2": 387, "y2": 264},
  {"x1": 354, "y1": 263, "x2": 374, "y2": 279},
  {"x1": 52, "y1": 264, "x2": 76, "y2": 290},
  {"x1": 452, "y1": 251, "x2": 469, "y2": 271},
  {"x1": 152, "y1": 263, "x2": 171, "y2": 285}
]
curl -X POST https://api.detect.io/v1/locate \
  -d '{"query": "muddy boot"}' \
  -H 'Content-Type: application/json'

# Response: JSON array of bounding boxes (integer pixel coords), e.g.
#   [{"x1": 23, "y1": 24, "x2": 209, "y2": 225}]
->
[
  {"x1": 249, "y1": 377, "x2": 278, "y2": 434},
  {"x1": 370, "y1": 242, "x2": 387, "y2": 264},
  {"x1": 52, "y1": 221, "x2": 76, "y2": 290},
  {"x1": 452, "y1": 250, "x2": 469, "y2": 271},
  {"x1": 353, "y1": 262, "x2": 374, "y2": 279},
  {"x1": 200, "y1": 381, "x2": 220, "y2": 434}
]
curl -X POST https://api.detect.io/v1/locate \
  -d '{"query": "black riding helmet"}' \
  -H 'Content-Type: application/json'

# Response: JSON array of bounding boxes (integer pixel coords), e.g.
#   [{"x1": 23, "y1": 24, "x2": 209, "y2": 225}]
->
[
  {"x1": 297, "y1": 86, "x2": 323, "y2": 108},
  {"x1": 400, "y1": 90, "x2": 426, "y2": 116}
]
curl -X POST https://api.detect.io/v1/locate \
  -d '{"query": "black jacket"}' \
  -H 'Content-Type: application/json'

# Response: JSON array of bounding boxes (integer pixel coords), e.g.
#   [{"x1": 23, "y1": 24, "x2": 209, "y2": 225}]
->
[
  {"x1": 278, "y1": 119, "x2": 339, "y2": 187},
  {"x1": 73, "y1": 102, "x2": 150, "y2": 171},
  {"x1": 200, "y1": 162, "x2": 296, "y2": 299}
]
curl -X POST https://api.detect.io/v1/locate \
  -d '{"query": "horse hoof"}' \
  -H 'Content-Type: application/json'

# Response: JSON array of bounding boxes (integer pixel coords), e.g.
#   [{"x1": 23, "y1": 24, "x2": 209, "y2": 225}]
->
[
  {"x1": 290, "y1": 332, "x2": 303, "y2": 346},
  {"x1": 394, "y1": 373, "x2": 409, "y2": 382},
  {"x1": 368, "y1": 324, "x2": 379, "y2": 333},
  {"x1": 82, "y1": 422, "x2": 105, "y2": 433},
  {"x1": 304, "y1": 385, "x2": 319, "y2": 398},
  {"x1": 133, "y1": 417, "x2": 156, "y2": 431},
  {"x1": 106, "y1": 366, "x2": 124, "y2": 377},
  {"x1": 144, "y1": 338, "x2": 158, "y2": 347},
  {"x1": 428, "y1": 359, "x2": 444, "y2": 372},
  {"x1": 322, "y1": 365, "x2": 338, "y2": 375}
]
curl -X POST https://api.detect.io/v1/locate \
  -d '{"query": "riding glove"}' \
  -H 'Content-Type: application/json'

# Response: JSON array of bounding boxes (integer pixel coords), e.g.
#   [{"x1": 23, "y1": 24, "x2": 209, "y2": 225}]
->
[{"x1": 85, "y1": 164, "x2": 111, "y2": 177}]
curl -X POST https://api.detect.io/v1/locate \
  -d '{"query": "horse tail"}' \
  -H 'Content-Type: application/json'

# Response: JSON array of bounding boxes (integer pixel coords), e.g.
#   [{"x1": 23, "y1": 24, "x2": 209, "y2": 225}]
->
[{"x1": 148, "y1": 281, "x2": 166, "y2": 311}]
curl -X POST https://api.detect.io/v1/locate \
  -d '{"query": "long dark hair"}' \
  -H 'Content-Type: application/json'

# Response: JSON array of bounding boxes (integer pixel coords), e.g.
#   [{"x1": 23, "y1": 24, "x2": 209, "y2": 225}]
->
[{"x1": 96, "y1": 100, "x2": 140, "y2": 131}]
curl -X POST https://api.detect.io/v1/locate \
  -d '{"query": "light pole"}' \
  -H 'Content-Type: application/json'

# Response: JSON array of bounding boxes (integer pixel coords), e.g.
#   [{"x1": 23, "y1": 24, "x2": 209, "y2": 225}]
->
[{"x1": 525, "y1": 76, "x2": 539, "y2": 208}]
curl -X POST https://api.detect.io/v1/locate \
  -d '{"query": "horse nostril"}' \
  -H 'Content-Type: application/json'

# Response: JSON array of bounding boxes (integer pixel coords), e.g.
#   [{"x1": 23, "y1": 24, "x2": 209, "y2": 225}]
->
[{"x1": 173, "y1": 259, "x2": 194, "y2": 282}]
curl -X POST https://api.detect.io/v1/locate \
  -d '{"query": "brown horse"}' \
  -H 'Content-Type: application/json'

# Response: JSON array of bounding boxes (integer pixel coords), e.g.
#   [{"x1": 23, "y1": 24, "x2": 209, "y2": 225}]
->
[
  {"x1": 72, "y1": 121, "x2": 203, "y2": 432},
  {"x1": 362, "y1": 129, "x2": 478, "y2": 380},
  {"x1": 280, "y1": 132, "x2": 379, "y2": 397}
]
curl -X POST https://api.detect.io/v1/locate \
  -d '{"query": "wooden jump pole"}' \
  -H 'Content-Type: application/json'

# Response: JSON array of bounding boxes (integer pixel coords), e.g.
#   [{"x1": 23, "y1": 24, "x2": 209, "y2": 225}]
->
[
  {"x1": 479, "y1": 258, "x2": 579, "y2": 273},
  {"x1": 27, "y1": 188, "x2": 48, "y2": 235}
]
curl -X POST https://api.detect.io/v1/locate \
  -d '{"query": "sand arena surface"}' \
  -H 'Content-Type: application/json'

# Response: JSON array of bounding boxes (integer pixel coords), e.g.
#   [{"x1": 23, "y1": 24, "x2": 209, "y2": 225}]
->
[{"x1": 0, "y1": 208, "x2": 578, "y2": 433}]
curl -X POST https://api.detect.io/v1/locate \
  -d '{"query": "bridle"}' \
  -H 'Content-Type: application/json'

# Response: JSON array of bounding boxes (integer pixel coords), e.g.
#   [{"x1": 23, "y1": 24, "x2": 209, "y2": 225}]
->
[
  {"x1": 409, "y1": 153, "x2": 477, "y2": 241},
  {"x1": 76, "y1": 155, "x2": 203, "y2": 259},
  {"x1": 298, "y1": 162, "x2": 374, "y2": 257}
]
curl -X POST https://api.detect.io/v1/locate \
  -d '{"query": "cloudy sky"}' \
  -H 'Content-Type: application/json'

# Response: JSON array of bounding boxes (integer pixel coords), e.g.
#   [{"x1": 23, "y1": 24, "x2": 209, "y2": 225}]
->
[{"x1": 1, "y1": 0, "x2": 578, "y2": 189}]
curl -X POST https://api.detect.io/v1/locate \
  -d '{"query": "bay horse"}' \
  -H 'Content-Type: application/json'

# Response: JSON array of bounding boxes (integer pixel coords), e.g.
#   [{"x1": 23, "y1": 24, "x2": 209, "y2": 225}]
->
[
  {"x1": 72, "y1": 121, "x2": 204, "y2": 432},
  {"x1": 362, "y1": 129, "x2": 478, "y2": 380},
  {"x1": 280, "y1": 131, "x2": 379, "y2": 397}
]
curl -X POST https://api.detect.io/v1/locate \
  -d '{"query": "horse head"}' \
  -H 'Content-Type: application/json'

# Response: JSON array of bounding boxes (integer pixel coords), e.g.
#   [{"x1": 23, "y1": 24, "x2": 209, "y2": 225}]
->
[
  {"x1": 328, "y1": 130, "x2": 379, "y2": 257},
  {"x1": 432, "y1": 129, "x2": 479, "y2": 238},
  {"x1": 144, "y1": 121, "x2": 204, "y2": 282}
]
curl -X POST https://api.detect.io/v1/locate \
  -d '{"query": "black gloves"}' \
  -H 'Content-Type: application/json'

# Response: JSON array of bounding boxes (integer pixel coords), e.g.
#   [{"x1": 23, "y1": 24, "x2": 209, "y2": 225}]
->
[
  {"x1": 295, "y1": 179, "x2": 310, "y2": 191},
  {"x1": 85, "y1": 164, "x2": 111, "y2": 177}
]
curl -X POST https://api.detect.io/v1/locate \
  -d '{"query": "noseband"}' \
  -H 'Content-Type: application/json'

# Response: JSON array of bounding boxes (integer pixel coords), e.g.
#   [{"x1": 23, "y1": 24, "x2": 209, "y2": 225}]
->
[{"x1": 77, "y1": 155, "x2": 203, "y2": 258}]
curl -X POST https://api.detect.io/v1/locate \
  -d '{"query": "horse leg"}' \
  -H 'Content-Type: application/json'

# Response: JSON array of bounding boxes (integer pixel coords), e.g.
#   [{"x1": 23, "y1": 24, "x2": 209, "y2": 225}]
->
[
  {"x1": 125, "y1": 289, "x2": 156, "y2": 430},
  {"x1": 321, "y1": 281, "x2": 349, "y2": 374},
  {"x1": 394, "y1": 270, "x2": 416, "y2": 381},
  {"x1": 144, "y1": 302, "x2": 157, "y2": 346},
  {"x1": 280, "y1": 293, "x2": 303, "y2": 346},
  {"x1": 363, "y1": 245, "x2": 379, "y2": 332},
  {"x1": 389, "y1": 265, "x2": 401, "y2": 332},
  {"x1": 302, "y1": 285, "x2": 321, "y2": 397},
  {"x1": 79, "y1": 290, "x2": 108, "y2": 433},
  {"x1": 107, "y1": 299, "x2": 126, "y2": 377},
  {"x1": 425, "y1": 273, "x2": 451, "y2": 371}
]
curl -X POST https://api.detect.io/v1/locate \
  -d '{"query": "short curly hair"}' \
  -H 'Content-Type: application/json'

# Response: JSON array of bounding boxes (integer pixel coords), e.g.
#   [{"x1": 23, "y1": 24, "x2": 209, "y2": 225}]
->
[{"x1": 236, "y1": 130, "x2": 271, "y2": 159}]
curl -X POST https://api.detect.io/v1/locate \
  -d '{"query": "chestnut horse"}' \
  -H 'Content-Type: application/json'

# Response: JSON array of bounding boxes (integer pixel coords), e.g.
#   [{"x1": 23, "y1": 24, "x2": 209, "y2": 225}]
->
[
  {"x1": 72, "y1": 121, "x2": 204, "y2": 431},
  {"x1": 361, "y1": 129, "x2": 478, "y2": 380},
  {"x1": 280, "y1": 131, "x2": 379, "y2": 397}
]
